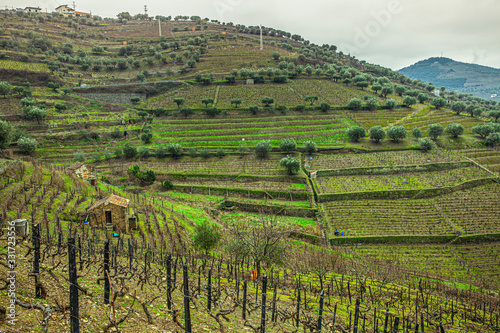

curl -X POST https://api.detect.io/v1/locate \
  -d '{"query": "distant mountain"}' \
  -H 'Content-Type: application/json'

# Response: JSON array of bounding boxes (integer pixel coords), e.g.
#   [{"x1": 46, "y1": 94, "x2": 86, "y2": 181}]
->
[{"x1": 399, "y1": 57, "x2": 500, "y2": 101}]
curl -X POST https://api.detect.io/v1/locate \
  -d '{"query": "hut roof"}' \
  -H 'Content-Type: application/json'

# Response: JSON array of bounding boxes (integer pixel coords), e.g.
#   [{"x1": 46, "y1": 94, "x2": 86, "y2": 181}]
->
[
  {"x1": 68, "y1": 162, "x2": 85, "y2": 170},
  {"x1": 88, "y1": 194, "x2": 129, "y2": 211}
]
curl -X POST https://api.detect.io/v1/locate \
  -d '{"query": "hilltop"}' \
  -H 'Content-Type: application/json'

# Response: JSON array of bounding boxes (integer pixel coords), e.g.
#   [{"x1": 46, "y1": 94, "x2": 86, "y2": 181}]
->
[{"x1": 399, "y1": 57, "x2": 500, "y2": 101}]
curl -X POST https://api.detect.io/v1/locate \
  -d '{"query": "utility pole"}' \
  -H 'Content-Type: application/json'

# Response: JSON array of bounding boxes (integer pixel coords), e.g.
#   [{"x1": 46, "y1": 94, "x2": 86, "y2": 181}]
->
[
  {"x1": 73, "y1": 1, "x2": 76, "y2": 10},
  {"x1": 260, "y1": 24, "x2": 263, "y2": 51},
  {"x1": 158, "y1": 18, "x2": 162, "y2": 36},
  {"x1": 144, "y1": 5, "x2": 148, "y2": 16}
]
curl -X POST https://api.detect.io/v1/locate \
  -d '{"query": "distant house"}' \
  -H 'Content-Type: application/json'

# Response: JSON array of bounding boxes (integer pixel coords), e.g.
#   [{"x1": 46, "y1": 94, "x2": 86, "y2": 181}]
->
[
  {"x1": 55, "y1": 5, "x2": 91, "y2": 17},
  {"x1": 86, "y1": 194, "x2": 134, "y2": 233},
  {"x1": 67, "y1": 162, "x2": 96, "y2": 185},
  {"x1": 24, "y1": 7, "x2": 41, "y2": 13},
  {"x1": 55, "y1": 5, "x2": 74, "y2": 15}
]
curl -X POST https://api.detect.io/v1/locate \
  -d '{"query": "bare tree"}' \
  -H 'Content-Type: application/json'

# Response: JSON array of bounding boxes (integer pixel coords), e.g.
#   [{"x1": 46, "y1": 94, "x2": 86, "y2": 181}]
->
[{"x1": 225, "y1": 215, "x2": 290, "y2": 277}]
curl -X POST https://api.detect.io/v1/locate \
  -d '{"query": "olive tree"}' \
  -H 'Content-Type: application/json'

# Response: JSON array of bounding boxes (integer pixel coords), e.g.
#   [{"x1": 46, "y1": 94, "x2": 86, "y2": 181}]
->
[
  {"x1": 280, "y1": 155, "x2": 301, "y2": 175},
  {"x1": 167, "y1": 143, "x2": 183, "y2": 158},
  {"x1": 193, "y1": 221, "x2": 221, "y2": 255},
  {"x1": 279, "y1": 138, "x2": 296, "y2": 153},
  {"x1": 369, "y1": 126, "x2": 385, "y2": 143},
  {"x1": 0, "y1": 120, "x2": 13, "y2": 149},
  {"x1": 17, "y1": 137, "x2": 38, "y2": 155},
  {"x1": 346, "y1": 126, "x2": 366, "y2": 142},
  {"x1": 303, "y1": 140, "x2": 317, "y2": 154},
  {"x1": 386, "y1": 126, "x2": 407, "y2": 143},
  {"x1": 428, "y1": 124, "x2": 444, "y2": 140},
  {"x1": 255, "y1": 140, "x2": 272, "y2": 158},
  {"x1": 419, "y1": 137, "x2": 436, "y2": 152},
  {"x1": 445, "y1": 123, "x2": 464, "y2": 138}
]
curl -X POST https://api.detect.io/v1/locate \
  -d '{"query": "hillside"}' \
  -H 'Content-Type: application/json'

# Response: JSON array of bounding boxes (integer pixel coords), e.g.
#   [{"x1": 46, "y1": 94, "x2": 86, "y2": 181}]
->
[
  {"x1": 1, "y1": 10, "x2": 500, "y2": 333},
  {"x1": 399, "y1": 57, "x2": 500, "y2": 101}
]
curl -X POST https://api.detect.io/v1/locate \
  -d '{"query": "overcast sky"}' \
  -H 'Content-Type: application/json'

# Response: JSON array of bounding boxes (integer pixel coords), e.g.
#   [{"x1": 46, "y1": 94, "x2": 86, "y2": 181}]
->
[{"x1": 6, "y1": 0, "x2": 500, "y2": 70}]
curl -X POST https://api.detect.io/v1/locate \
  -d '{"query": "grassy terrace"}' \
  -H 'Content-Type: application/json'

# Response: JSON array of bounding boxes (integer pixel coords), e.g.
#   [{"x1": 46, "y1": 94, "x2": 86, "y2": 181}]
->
[
  {"x1": 132, "y1": 111, "x2": 350, "y2": 146},
  {"x1": 349, "y1": 244, "x2": 470, "y2": 282},
  {"x1": 308, "y1": 149, "x2": 466, "y2": 171},
  {"x1": 396, "y1": 109, "x2": 484, "y2": 134},
  {"x1": 453, "y1": 242, "x2": 500, "y2": 289},
  {"x1": 97, "y1": 153, "x2": 302, "y2": 177},
  {"x1": 435, "y1": 183, "x2": 500, "y2": 234},
  {"x1": 313, "y1": 165, "x2": 491, "y2": 195},
  {"x1": 322, "y1": 199, "x2": 453, "y2": 236},
  {"x1": 350, "y1": 242, "x2": 500, "y2": 289},
  {"x1": 347, "y1": 108, "x2": 415, "y2": 129},
  {"x1": 460, "y1": 148, "x2": 500, "y2": 174}
]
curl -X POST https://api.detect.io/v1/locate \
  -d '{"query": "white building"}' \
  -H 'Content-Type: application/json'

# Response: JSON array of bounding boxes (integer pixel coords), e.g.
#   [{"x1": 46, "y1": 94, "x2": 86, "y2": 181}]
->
[{"x1": 24, "y1": 7, "x2": 41, "y2": 13}]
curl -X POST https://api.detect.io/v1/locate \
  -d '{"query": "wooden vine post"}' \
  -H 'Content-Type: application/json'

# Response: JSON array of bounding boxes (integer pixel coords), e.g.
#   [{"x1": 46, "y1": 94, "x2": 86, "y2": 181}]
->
[
  {"x1": 260, "y1": 276, "x2": 267, "y2": 333},
  {"x1": 68, "y1": 237, "x2": 79, "y2": 333},
  {"x1": 183, "y1": 264, "x2": 192, "y2": 333},
  {"x1": 104, "y1": 241, "x2": 110, "y2": 305}
]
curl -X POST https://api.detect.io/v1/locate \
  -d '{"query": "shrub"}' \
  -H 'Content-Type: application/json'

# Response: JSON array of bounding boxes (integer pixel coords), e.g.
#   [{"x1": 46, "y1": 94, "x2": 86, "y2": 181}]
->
[
  {"x1": 54, "y1": 104, "x2": 67, "y2": 111},
  {"x1": 114, "y1": 147, "x2": 123, "y2": 158},
  {"x1": 162, "y1": 180, "x2": 174, "y2": 190},
  {"x1": 279, "y1": 138, "x2": 297, "y2": 153},
  {"x1": 180, "y1": 107, "x2": 193, "y2": 117},
  {"x1": 205, "y1": 107, "x2": 219, "y2": 117},
  {"x1": 110, "y1": 129, "x2": 122, "y2": 138},
  {"x1": 215, "y1": 148, "x2": 226, "y2": 157},
  {"x1": 0, "y1": 120, "x2": 13, "y2": 149},
  {"x1": 11, "y1": 127, "x2": 27, "y2": 143},
  {"x1": 345, "y1": 126, "x2": 366, "y2": 142},
  {"x1": 319, "y1": 102, "x2": 331, "y2": 112},
  {"x1": 261, "y1": 97, "x2": 274, "y2": 107},
  {"x1": 278, "y1": 105, "x2": 287, "y2": 114},
  {"x1": 428, "y1": 124, "x2": 444, "y2": 140},
  {"x1": 167, "y1": 143, "x2": 183, "y2": 158},
  {"x1": 199, "y1": 148, "x2": 211, "y2": 158},
  {"x1": 472, "y1": 124, "x2": 494, "y2": 139},
  {"x1": 123, "y1": 143, "x2": 137, "y2": 158},
  {"x1": 141, "y1": 132, "x2": 153, "y2": 144},
  {"x1": 386, "y1": 126, "x2": 407, "y2": 143},
  {"x1": 369, "y1": 126, "x2": 385, "y2": 143},
  {"x1": 347, "y1": 98, "x2": 362, "y2": 111},
  {"x1": 17, "y1": 137, "x2": 37, "y2": 154},
  {"x1": 486, "y1": 132, "x2": 500, "y2": 146},
  {"x1": 445, "y1": 123, "x2": 464, "y2": 138},
  {"x1": 193, "y1": 221, "x2": 221, "y2": 254},
  {"x1": 103, "y1": 150, "x2": 113, "y2": 160},
  {"x1": 303, "y1": 140, "x2": 317, "y2": 154},
  {"x1": 156, "y1": 145, "x2": 167, "y2": 158},
  {"x1": 249, "y1": 106, "x2": 259, "y2": 115},
  {"x1": 296, "y1": 104, "x2": 306, "y2": 112},
  {"x1": 412, "y1": 128, "x2": 423, "y2": 139},
  {"x1": 73, "y1": 151, "x2": 85, "y2": 162},
  {"x1": 419, "y1": 137, "x2": 436, "y2": 152},
  {"x1": 280, "y1": 155, "x2": 301, "y2": 175},
  {"x1": 137, "y1": 111, "x2": 148, "y2": 119},
  {"x1": 138, "y1": 146, "x2": 150, "y2": 158},
  {"x1": 365, "y1": 97, "x2": 378, "y2": 111},
  {"x1": 237, "y1": 144, "x2": 249, "y2": 156},
  {"x1": 431, "y1": 97, "x2": 447, "y2": 109},
  {"x1": 189, "y1": 148, "x2": 198, "y2": 157},
  {"x1": 255, "y1": 140, "x2": 272, "y2": 158},
  {"x1": 402, "y1": 96, "x2": 417, "y2": 106},
  {"x1": 130, "y1": 97, "x2": 141, "y2": 104},
  {"x1": 92, "y1": 151, "x2": 101, "y2": 161}
]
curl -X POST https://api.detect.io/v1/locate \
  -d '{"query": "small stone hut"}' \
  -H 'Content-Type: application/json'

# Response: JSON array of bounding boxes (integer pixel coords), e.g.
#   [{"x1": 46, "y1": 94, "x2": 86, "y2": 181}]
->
[
  {"x1": 86, "y1": 194, "x2": 131, "y2": 233},
  {"x1": 68, "y1": 162, "x2": 96, "y2": 186}
]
